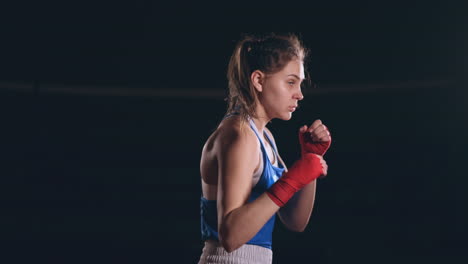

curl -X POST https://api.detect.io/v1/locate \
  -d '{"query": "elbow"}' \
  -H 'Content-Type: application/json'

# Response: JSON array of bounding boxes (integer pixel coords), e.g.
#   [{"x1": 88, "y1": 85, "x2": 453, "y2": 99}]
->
[
  {"x1": 220, "y1": 240, "x2": 237, "y2": 253},
  {"x1": 289, "y1": 226, "x2": 306, "y2": 232},
  {"x1": 286, "y1": 223, "x2": 307, "y2": 233},
  {"x1": 218, "y1": 227, "x2": 242, "y2": 253},
  {"x1": 280, "y1": 213, "x2": 311, "y2": 233}
]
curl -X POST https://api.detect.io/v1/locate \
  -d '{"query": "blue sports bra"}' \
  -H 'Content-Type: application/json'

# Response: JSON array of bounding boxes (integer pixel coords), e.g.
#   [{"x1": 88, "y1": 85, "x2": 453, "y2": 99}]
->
[{"x1": 200, "y1": 116, "x2": 285, "y2": 249}]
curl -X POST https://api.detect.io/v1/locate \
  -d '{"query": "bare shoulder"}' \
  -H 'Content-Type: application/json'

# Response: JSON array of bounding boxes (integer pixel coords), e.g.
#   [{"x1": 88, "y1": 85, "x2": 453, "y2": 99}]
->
[
  {"x1": 201, "y1": 117, "x2": 259, "y2": 165},
  {"x1": 215, "y1": 117, "x2": 261, "y2": 216},
  {"x1": 215, "y1": 117, "x2": 259, "y2": 157}
]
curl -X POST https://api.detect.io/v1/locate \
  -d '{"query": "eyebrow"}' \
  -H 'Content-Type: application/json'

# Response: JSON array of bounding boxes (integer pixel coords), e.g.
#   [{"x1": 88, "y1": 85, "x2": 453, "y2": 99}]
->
[{"x1": 287, "y1": 74, "x2": 305, "y2": 81}]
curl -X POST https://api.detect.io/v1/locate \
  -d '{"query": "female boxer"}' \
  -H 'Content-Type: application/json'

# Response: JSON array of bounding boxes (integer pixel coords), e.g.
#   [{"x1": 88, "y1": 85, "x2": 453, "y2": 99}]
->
[{"x1": 198, "y1": 33, "x2": 332, "y2": 264}]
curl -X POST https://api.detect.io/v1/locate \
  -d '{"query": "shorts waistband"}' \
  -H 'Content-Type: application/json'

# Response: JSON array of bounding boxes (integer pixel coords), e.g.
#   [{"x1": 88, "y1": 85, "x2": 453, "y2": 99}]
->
[{"x1": 198, "y1": 240, "x2": 272, "y2": 264}]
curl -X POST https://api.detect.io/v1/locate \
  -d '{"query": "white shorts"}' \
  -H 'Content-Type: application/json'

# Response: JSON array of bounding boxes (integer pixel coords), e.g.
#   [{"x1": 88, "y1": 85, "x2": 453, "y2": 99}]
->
[{"x1": 198, "y1": 240, "x2": 273, "y2": 264}]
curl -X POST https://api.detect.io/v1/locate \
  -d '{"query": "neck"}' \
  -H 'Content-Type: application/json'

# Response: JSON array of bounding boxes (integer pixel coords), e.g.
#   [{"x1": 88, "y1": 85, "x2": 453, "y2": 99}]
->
[{"x1": 251, "y1": 105, "x2": 271, "y2": 135}]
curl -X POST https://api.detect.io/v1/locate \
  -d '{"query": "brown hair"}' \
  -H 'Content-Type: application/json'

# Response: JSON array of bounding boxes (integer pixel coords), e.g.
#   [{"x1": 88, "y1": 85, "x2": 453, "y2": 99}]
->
[{"x1": 225, "y1": 33, "x2": 309, "y2": 125}]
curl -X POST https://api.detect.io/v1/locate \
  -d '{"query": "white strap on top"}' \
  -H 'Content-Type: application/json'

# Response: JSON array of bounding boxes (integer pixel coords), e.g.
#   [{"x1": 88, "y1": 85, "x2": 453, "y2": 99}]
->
[
  {"x1": 248, "y1": 119, "x2": 278, "y2": 166},
  {"x1": 251, "y1": 152, "x2": 263, "y2": 187}
]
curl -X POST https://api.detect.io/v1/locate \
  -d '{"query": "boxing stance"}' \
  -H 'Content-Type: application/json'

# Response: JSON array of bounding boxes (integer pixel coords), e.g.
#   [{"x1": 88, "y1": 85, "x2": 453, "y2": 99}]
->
[{"x1": 198, "y1": 33, "x2": 332, "y2": 264}]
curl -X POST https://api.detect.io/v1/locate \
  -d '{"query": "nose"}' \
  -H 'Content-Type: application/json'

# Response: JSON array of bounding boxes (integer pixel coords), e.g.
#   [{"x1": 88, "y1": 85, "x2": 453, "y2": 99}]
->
[{"x1": 294, "y1": 88, "x2": 304, "y2": 101}]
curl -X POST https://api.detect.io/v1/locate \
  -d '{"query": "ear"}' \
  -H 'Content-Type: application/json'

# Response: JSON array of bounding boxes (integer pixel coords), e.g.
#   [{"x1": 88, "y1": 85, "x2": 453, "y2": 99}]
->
[{"x1": 250, "y1": 70, "x2": 265, "y2": 92}]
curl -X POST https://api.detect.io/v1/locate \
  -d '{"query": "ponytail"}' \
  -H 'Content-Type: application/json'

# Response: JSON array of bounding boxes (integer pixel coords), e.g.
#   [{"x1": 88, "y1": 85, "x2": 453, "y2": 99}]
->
[{"x1": 226, "y1": 33, "x2": 308, "y2": 126}]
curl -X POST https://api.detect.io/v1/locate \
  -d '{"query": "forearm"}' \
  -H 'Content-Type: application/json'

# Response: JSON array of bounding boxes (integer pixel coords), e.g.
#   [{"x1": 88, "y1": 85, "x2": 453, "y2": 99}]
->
[
  {"x1": 278, "y1": 179, "x2": 317, "y2": 232},
  {"x1": 219, "y1": 193, "x2": 279, "y2": 252}
]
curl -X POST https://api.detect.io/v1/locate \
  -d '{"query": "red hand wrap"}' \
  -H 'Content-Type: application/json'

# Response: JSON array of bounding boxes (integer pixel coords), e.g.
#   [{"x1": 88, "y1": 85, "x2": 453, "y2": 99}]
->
[
  {"x1": 266, "y1": 153, "x2": 323, "y2": 207},
  {"x1": 298, "y1": 128, "x2": 332, "y2": 156}
]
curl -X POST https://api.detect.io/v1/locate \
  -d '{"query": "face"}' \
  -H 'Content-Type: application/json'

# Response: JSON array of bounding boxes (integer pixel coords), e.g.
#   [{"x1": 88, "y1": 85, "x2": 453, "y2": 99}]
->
[{"x1": 256, "y1": 59, "x2": 305, "y2": 121}]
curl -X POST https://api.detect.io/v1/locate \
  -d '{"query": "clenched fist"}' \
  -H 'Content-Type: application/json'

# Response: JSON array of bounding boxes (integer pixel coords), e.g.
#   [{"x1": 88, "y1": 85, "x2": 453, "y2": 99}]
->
[{"x1": 298, "y1": 119, "x2": 332, "y2": 156}]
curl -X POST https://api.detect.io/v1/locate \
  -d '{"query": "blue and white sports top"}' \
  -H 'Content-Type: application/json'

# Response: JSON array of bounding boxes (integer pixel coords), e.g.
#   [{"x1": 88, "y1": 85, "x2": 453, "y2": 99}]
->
[{"x1": 200, "y1": 117, "x2": 285, "y2": 249}]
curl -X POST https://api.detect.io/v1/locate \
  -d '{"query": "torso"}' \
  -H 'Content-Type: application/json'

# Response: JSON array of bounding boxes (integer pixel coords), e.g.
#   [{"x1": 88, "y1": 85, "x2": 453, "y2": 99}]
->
[{"x1": 200, "y1": 115, "x2": 278, "y2": 200}]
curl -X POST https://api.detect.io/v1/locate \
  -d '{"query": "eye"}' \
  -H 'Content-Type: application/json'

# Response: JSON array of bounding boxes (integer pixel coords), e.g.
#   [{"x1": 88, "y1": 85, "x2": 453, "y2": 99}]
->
[{"x1": 288, "y1": 81, "x2": 295, "y2": 86}]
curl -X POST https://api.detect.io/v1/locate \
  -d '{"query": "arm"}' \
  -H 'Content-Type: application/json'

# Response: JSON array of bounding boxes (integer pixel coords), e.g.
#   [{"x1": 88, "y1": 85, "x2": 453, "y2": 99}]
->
[
  {"x1": 264, "y1": 128, "x2": 318, "y2": 232},
  {"x1": 278, "y1": 120, "x2": 332, "y2": 231},
  {"x1": 277, "y1": 180, "x2": 317, "y2": 232},
  {"x1": 216, "y1": 129, "x2": 280, "y2": 253}
]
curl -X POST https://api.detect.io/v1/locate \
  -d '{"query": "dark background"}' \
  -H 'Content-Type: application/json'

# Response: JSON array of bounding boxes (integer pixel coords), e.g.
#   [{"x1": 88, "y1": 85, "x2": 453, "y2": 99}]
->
[{"x1": 1, "y1": 1, "x2": 467, "y2": 263}]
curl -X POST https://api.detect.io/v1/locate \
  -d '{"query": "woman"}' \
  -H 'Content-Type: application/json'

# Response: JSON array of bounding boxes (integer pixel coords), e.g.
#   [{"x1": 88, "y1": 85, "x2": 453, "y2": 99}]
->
[{"x1": 198, "y1": 33, "x2": 332, "y2": 264}]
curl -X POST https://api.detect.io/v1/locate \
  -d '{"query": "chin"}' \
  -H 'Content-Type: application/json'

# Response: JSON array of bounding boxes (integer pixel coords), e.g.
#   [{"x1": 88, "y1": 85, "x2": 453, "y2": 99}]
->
[{"x1": 278, "y1": 112, "x2": 293, "y2": 121}]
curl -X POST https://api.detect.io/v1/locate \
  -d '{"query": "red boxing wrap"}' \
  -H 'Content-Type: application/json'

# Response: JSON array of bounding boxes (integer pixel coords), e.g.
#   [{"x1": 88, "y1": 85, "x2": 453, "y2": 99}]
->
[
  {"x1": 298, "y1": 127, "x2": 332, "y2": 156},
  {"x1": 266, "y1": 153, "x2": 323, "y2": 207}
]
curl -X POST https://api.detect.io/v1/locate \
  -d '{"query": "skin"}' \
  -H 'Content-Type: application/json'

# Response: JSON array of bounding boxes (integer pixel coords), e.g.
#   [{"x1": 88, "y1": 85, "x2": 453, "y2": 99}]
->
[{"x1": 200, "y1": 59, "x2": 331, "y2": 252}]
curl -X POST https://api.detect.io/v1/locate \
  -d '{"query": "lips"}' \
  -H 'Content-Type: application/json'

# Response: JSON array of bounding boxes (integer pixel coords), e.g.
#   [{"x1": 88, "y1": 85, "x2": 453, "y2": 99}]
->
[{"x1": 288, "y1": 106, "x2": 297, "y2": 112}]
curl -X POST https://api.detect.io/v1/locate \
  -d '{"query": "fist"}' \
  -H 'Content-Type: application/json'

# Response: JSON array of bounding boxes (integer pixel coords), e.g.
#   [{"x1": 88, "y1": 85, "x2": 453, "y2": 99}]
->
[{"x1": 299, "y1": 119, "x2": 332, "y2": 156}]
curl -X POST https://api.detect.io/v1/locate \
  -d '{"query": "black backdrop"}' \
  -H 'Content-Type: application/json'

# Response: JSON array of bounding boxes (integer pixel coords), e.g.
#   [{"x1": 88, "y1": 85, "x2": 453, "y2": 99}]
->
[{"x1": 1, "y1": 1, "x2": 466, "y2": 263}]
